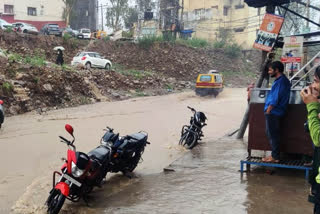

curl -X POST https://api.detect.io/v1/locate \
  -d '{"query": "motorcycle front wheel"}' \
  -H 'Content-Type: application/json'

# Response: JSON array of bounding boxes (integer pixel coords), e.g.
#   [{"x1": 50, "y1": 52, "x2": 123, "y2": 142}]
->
[
  {"x1": 46, "y1": 189, "x2": 66, "y2": 214},
  {"x1": 179, "y1": 131, "x2": 198, "y2": 149}
]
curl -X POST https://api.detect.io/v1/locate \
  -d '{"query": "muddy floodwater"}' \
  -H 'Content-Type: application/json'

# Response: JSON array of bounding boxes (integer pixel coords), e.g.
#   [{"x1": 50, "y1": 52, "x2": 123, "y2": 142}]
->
[{"x1": 0, "y1": 89, "x2": 312, "y2": 213}]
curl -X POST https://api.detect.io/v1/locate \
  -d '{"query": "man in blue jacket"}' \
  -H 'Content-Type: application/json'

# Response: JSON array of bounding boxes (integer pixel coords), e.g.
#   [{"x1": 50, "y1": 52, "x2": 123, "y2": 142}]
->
[{"x1": 262, "y1": 61, "x2": 291, "y2": 163}]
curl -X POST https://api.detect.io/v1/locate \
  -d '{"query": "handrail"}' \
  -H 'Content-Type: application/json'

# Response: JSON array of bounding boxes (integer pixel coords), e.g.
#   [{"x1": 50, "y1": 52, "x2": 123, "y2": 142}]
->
[
  {"x1": 291, "y1": 63, "x2": 318, "y2": 88},
  {"x1": 289, "y1": 51, "x2": 320, "y2": 81}
]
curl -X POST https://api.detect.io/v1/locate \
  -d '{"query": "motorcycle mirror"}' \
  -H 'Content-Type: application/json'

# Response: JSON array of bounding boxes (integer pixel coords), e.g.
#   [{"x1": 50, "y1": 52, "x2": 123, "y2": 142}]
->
[
  {"x1": 65, "y1": 124, "x2": 74, "y2": 137},
  {"x1": 0, "y1": 100, "x2": 3, "y2": 105}
]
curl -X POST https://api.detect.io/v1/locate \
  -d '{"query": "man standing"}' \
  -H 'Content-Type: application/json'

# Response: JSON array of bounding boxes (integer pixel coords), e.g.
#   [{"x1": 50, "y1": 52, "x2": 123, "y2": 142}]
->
[{"x1": 262, "y1": 61, "x2": 291, "y2": 163}]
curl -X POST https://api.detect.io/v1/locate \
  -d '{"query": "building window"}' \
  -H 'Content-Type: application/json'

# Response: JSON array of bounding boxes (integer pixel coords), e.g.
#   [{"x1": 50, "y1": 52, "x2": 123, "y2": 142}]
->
[
  {"x1": 4, "y1": 5, "x2": 14, "y2": 14},
  {"x1": 211, "y1": 5, "x2": 218, "y2": 9},
  {"x1": 27, "y1": 7, "x2": 37, "y2": 16},
  {"x1": 223, "y1": 7, "x2": 229, "y2": 16}
]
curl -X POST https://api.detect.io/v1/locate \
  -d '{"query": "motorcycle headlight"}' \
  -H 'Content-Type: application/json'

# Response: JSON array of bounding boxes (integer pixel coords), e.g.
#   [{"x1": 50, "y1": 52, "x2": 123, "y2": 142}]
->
[{"x1": 71, "y1": 162, "x2": 84, "y2": 178}]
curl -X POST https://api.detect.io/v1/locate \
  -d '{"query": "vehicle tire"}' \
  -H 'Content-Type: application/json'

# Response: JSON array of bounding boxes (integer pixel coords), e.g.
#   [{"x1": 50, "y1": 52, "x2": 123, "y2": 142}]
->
[
  {"x1": 179, "y1": 131, "x2": 188, "y2": 145},
  {"x1": 105, "y1": 63, "x2": 111, "y2": 71},
  {"x1": 180, "y1": 131, "x2": 197, "y2": 149},
  {"x1": 23, "y1": 29, "x2": 27, "y2": 34},
  {"x1": 46, "y1": 189, "x2": 66, "y2": 214},
  {"x1": 85, "y1": 62, "x2": 91, "y2": 70},
  {"x1": 127, "y1": 150, "x2": 143, "y2": 172}
]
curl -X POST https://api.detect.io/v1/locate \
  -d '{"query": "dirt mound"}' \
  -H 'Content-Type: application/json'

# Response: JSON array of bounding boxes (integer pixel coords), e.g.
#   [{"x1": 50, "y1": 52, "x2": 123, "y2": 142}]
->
[
  {"x1": 0, "y1": 31, "x2": 260, "y2": 116},
  {"x1": 0, "y1": 30, "x2": 88, "y2": 63},
  {"x1": 88, "y1": 40, "x2": 261, "y2": 85}
]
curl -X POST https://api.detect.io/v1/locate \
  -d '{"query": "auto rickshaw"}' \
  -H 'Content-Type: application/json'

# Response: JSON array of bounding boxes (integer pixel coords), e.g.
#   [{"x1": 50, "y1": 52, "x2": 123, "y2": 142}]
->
[
  {"x1": 195, "y1": 70, "x2": 224, "y2": 97},
  {"x1": 92, "y1": 30, "x2": 107, "y2": 39}
]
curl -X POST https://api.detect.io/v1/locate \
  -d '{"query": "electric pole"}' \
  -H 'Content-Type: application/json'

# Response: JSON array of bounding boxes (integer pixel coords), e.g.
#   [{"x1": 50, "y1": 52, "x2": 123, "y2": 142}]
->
[
  {"x1": 236, "y1": 5, "x2": 276, "y2": 139},
  {"x1": 101, "y1": 4, "x2": 104, "y2": 31}
]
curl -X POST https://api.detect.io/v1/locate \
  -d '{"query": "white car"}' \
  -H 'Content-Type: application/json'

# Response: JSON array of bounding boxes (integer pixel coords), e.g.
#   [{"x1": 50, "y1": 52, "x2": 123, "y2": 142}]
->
[
  {"x1": 71, "y1": 52, "x2": 112, "y2": 70},
  {"x1": 77, "y1": 28, "x2": 91, "y2": 39},
  {"x1": 0, "y1": 19, "x2": 12, "y2": 29},
  {"x1": 12, "y1": 22, "x2": 39, "y2": 34}
]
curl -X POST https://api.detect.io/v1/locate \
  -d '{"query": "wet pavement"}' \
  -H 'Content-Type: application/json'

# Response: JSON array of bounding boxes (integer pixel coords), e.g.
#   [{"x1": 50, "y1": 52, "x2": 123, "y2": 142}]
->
[
  {"x1": 60, "y1": 137, "x2": 311, "y2": 214},
  {"x1": 0, "y1": 89, "x2": 312, "y2": 213}
]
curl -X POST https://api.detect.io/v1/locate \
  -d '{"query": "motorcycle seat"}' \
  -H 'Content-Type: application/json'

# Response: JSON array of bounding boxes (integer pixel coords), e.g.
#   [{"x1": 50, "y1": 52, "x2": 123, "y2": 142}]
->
[
  {"x1": 129, "y1": 132, "x2": 147, "y2": 142},
  {"x1": 88, "y1": 146, "x2": 110, "y2": 164}
]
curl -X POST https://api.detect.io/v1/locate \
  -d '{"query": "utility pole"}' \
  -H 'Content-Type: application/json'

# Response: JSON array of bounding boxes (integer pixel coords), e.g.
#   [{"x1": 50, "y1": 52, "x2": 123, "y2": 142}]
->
[
  {"x1": 101, "y1": 4, "x2": 104, "y2": 31},
  {"x1": 236, "y1": 5, "x2": 276, "y2": 139},
  {"x1": 180, "y1": 0, "x2": 184, "y2": 30}
]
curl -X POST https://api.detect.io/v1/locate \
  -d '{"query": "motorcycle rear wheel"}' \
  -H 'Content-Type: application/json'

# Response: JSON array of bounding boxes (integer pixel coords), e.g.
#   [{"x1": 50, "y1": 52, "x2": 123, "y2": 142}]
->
[{"x1": 46, "y1": 189, "x2": 66, "y2": 214}]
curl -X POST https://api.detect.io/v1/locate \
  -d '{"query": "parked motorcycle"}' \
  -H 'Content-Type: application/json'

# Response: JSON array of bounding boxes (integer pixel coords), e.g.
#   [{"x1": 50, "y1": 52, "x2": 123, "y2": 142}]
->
[
  {"x1": 179, "y1": 106, "x2": 207, "y2": 149},
  {"x1": 0, "y1": 100, "x2": 4, "y2": 129},
  {"x1": 46, "y1": 124, "x2": 110, "y2": 214},
  {"x1": 100, "y1": 126, "x2": 150, "y2": 175}
]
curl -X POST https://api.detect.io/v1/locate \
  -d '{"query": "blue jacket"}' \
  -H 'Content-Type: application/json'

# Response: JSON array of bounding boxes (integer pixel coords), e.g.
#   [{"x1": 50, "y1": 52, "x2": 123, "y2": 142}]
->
[{"x1": 264, "y1": 74, "x2": 291, "y2": 116}]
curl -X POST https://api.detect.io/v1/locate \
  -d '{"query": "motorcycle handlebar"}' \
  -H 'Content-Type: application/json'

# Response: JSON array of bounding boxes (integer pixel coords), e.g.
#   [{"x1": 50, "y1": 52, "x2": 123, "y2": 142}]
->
[
  {"x1": 105, "y1": 126, "x2": 114, "y2": 132},
  {"x1": 187, "y1": 106, "x2": 196, "y2": 112},
  {"x1": 59, "y1": 136, "x2": 71, "y2": 145}
]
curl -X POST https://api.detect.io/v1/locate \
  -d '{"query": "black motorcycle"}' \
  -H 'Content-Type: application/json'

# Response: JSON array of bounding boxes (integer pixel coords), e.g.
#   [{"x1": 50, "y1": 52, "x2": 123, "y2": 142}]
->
[
  {"x1": 179, "y1": 106, "x2": 207, "y2": 149},
  {"x1": 101, "y1": 127, "x2": 150, "y2": 175}
]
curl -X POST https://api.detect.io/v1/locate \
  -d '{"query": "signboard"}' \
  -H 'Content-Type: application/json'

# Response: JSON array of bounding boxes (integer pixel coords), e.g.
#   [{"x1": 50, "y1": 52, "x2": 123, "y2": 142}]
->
[
  {"x1": 280, "y1": 36, "x2": 303, "y2": 63},
  {"x1": 253, "y1": 14, "x2": 284, "y2": 52}
]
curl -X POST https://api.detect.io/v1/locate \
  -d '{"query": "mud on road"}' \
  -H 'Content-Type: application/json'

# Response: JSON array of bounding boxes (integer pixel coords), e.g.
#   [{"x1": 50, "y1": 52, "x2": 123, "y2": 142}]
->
[{"x1": 0, "y1": 88, "x2": 248, "y2": 213}]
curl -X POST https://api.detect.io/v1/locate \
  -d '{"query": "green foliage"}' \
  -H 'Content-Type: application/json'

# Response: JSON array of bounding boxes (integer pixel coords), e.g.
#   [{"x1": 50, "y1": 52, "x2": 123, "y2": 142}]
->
[
  {"x1": 225, "y1": 43, "x2": 242, "y2": 58},
  {"x1": 122, "y1": 30, "x2": 133, "y2": 38},
  {"x1": 63, "y1": 33, "x2": 73, "y2": 42},
  {"x1": 2, "y1": 82, "x2": 13, "y2": 94},
  {"x1": 33, "y1": 77, "x2": 40, "y2": 84},
  {"x1": 177, "y1": 38, "x2": 209, "y2": 48},
  {"x1": 24, "y1": 55, "x2": 46, "y2": 67},
  {"x1": 6, "y1": 68, "x2": 16, "y2": 78},
  {"x1": 4, "y1": 27, "x2": 13, "y2": 33},
  {"x1": 165, "y1": 83, "x2": 174, "y2": 90},
  {"x1": 8, "y1": 53, "x2": 22, "y2": 63},
  {"x1": 138, "y1": 36, "x2": 164, "y2": 49},
  {"x1": 78, "y1": 96, "x2": 91, "y2": 105},
  {"x1": 124, "y1": 7, "x2": 138, "y2": 29},
  {"x1": 106, "y1": 0, "x2": 129, "y2": 30},
  {"x1": 113, "y1": 64, "x2": 153, "y2": 79},
  {"x1": 103, "y1": 36, "x2": 111, "y2": 42}
]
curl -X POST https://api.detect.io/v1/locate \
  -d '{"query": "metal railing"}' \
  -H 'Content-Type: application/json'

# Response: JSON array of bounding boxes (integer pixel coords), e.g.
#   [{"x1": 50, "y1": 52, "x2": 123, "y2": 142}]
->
[{"x1": 290, "y1": 51, "x2": 320, "y2": 88}]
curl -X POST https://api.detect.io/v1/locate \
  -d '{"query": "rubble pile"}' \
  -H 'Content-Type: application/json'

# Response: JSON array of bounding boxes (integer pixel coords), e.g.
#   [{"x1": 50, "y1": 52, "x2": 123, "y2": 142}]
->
[{"x1": 0, "y1": 30, "x2": 259, "y2": 115}]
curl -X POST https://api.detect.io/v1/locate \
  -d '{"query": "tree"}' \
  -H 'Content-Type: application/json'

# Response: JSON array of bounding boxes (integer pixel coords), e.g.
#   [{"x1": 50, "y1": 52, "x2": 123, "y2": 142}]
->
[
  {"x1": 62, "y1": 0, "x2": 77, "y2": 26},
  {"x1": 124, "y1": 7, "x2": 139, "y2": 29},
  {"x1": 106, "y1": 0, "x2": 129, "y2": 31}
]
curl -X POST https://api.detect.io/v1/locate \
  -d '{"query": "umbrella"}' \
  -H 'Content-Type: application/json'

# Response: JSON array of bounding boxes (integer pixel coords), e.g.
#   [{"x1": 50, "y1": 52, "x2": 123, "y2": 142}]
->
[{"x1": 53, "y1": 46, "x2": 65, "y2": 51}]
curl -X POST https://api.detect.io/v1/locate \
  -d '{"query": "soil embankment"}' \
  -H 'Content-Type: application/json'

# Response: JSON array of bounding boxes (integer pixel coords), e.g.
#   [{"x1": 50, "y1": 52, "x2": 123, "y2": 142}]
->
[{"x1": 0, "y1": 31, "x2": 260, "y2": 115}]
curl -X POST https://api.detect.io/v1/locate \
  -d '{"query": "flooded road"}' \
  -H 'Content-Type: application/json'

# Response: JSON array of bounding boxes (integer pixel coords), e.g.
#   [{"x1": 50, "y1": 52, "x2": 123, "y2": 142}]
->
[{"x1": 0, "y1": 88, "x2": 311, "y2": 213}]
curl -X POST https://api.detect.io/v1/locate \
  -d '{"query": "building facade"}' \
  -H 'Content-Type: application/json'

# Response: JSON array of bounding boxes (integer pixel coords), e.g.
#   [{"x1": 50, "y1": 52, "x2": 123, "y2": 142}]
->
[
  {"x1": 0, "y1": 0, "x2": 65, "y2": 30},
  {"x1": 70, "y1": 0, "x2": 97, "y2": 31},
  {"x1": 181, "y1": 0, "x2": 263, "y2": 49}
]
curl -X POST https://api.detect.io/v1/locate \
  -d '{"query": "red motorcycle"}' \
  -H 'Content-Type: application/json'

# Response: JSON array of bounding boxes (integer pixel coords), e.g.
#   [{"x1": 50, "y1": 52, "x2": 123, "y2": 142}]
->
[{"x1": 46, "y1": 124, "x2": 110, "y2": 214}]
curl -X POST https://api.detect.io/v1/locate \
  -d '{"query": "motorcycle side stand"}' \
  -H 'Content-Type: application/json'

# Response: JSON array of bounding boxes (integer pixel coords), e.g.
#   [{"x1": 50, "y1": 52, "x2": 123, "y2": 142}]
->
[
  {"x1": 123, "y1": 171, "x2": 136, "y2": 179},
  {"x1": 83, "y1": 196, "x2": 91, "y2": 207}
]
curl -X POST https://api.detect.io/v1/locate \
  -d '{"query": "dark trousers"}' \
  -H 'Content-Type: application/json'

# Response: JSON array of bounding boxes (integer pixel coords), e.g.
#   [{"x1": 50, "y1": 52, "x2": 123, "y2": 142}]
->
[
  {"x1": 314, "y1": 183, "x2": 320, "y2": 214},
  {"x1": 265, "y1": 114, "x2": 281, "y2": 160}
]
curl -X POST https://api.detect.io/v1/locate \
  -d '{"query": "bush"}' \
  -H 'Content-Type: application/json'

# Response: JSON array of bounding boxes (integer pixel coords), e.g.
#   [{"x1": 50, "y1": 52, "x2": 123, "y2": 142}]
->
[
  {"x1": 225, "y1": 43, "x2": 242, "y2": 58},
  {"x1": 177, "y1": 38, "x2": 209, "y2": 48},
  {"x1": 8, "y1": 53, "x2": 22, "y2": 63},
  {"x1": 63, "y1": 33, "x2": 72, "y2": 42},
  {"x1": 103, "y1": 36, "x2": 110, "y2": 42},
  {"x1": 24, "y1": 55, "x2": 46, "y2": 67},
  {"x1": 138, "y1": 36, "x2": 164, "y2": 49},
  {"x1": 4, "y1": 27, "x2": 13, "y2": 33},
  {"x1": 213, "y1": 40, "x2": 226, "y2": 49},
  {"x1": 2, "y1": 82, "x2": 14, "y2": 95}
]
